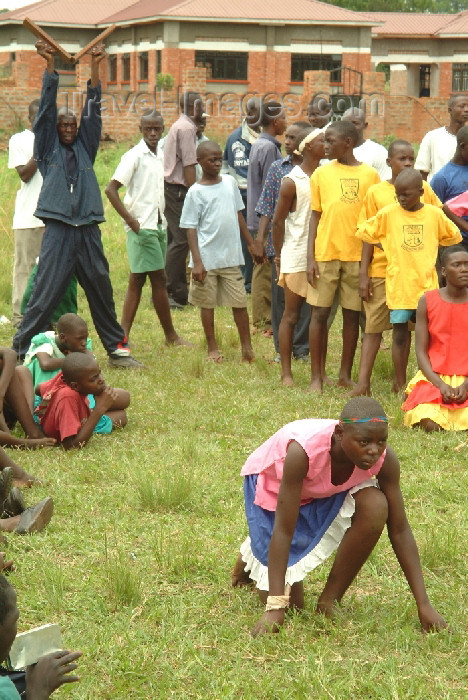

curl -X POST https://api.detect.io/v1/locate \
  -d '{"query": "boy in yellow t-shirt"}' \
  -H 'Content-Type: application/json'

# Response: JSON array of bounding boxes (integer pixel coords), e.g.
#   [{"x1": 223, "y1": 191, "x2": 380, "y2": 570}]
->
[
  {"x1": 356, "y1": 168, "x2": 461, "y2": 392},
  {"x1": 352, "y1": 140, "x2": 442, "y2": 397},
  {"x1": 307, "y1": 119, "x2": 380, "y2": 393}
]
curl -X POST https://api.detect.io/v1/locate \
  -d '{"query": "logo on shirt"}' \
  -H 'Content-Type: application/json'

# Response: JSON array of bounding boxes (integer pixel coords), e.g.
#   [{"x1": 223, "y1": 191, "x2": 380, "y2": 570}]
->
[
  {"x1": 340, "y1": 179, "x2": 359, "y2": 203},
  {"x1": 402, "y1": 225, "x2": 423, "y2": 251}
]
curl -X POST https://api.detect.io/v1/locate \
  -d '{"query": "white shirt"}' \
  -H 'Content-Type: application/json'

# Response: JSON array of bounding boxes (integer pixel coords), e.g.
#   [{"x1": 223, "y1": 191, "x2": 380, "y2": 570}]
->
[
  {"x1": 354, "y1": 139, "x2": 390, "y2": 179},
  {"x1": 112, "y1": 139, "x2": 165, "y2": 232},
  {"x1": 8, "y1": 129, "x2": 44, "y2": 229},
  {"x1": 415, "y1": 126, "x2": 457, "y2": 182},
  {"x1": 280, "y1": 165, "x2": 311, "y2": 273}
]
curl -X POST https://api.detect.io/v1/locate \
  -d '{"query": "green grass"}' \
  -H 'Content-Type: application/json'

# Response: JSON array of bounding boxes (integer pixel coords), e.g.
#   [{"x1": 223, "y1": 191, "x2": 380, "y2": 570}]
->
[{"x1": 0, "y1": 145, "x2": 466, "y2": 699}]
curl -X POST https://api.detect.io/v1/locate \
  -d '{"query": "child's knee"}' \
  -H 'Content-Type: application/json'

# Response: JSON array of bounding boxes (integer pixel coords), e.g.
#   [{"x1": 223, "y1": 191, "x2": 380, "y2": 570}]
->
[{"x1": 354, "y1": 487, "x2": 388, "y2": 528}]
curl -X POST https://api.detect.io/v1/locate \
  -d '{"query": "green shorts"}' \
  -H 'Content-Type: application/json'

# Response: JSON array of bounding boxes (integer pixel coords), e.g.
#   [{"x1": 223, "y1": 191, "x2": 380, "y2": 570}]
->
[{"x1": 126, "y1": 225, "x2": 167, "y2": 274}]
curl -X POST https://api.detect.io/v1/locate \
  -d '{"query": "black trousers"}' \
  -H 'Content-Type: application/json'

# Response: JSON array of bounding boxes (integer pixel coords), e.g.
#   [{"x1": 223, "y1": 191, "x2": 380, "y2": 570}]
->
[
  {"x1": 13, "y1": 220, "x2": 127, "y2": 357},
  {"x1": 164, "y1": 182, "x2": 189, "y2": 305}
]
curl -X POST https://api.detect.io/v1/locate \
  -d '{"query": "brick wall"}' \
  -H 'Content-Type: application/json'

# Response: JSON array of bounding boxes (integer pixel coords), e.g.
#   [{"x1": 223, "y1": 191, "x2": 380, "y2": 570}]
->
[{"x1": 0, "y1": 51, "x2": 458, "y2": 145}]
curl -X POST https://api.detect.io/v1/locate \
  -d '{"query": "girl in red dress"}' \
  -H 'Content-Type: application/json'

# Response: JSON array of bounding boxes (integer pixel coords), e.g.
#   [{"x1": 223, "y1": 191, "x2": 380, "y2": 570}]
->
[{"x1": 403, "y1": 244, "x2": 468, "y2": 431}]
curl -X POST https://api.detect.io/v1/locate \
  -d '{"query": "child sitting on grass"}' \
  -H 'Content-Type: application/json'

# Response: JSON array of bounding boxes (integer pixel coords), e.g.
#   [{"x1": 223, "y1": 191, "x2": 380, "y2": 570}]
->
[
  {"x1": 0, "y1": 347, "x2": 55, "y2": 450},
  {"x1": 356, "y1": 168, "x2": 461, "y2": 392},
  {"x1": 19, "y1": 313, "x2": 115, "y2": 436},
  {"x1": 35, "y1": 353, "x2": 129, "y2": 450},
  {"x1": 232, "y1": 396, "x2": 447, "y2": 637},
  {"x1": 181, "y1": 140, "x2": 257, "y2": 362},
  {"x1": 403, "y1": 245, "x2": 468, "y2": 431}
]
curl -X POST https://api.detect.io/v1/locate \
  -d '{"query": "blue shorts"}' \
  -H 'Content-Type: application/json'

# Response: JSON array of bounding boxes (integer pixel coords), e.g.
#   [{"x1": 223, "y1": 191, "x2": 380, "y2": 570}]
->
[{"x1": 390, "y1": 309, "x2": 416, "y2": 324}]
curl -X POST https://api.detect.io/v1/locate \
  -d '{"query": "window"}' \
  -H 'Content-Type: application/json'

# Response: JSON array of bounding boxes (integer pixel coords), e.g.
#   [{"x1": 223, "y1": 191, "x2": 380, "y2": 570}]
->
[
  {"x1": 156, "y1": 50, "x2": 161, "y2": 75},
  {"x1": 108, "y1": 54, "x2": 117, "y2": 82},
  {"x1": 55, "y1": 56, "x2": 75, "y2": 87},
  {"x1": 452, "y1": 63, "x2": 468, "y2": 92},
  {"x1": 291, "y1": 54, "x2": 342, "y2": 83},
  {"x1": 139, "y1": 51, "x2": 148, "y2": 81},
  {"x1": 122, "y1": 53, "x2": 131, "y2": 82},
  {"x1": 195, "y1": 51, "x2": 247, "y2": 81}
]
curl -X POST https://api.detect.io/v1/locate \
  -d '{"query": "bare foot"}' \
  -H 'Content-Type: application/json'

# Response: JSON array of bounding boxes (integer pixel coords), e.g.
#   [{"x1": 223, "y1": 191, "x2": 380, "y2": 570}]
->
[
  {"x1": 206, "y1": 351, "x2": 223, "y2": 363},
  {"x1": 13, "y1": 474, "x2": 38, "y2": 488},
  {"x1": 0, "y1": 552, "x2": 14, "y2": 572},
  {"x1": 23, "y1": 437, "x2": 57, "y2": 449},
  {"x1": 322, "y1": 375, "x2": 334, "y2": 386},
  {"x1": 281, "y1": 375, "x2": 295, "y2": 387},
  {"x1": 307, "y1": 377, "x2": 323, "y2": 394},
  {"x1": 25, "y1": 425, "x2": 46, "y2": 439},
  {"x1": 231, "y1": 554, "x2": 253, "y2": 587},
  {"x1": 348, "y1": 384, "x2": 371, "y2": 398},
  {"x1": 336, "y1": 377, "x2": 356, "y2": 389},
  {"x1": 165, "y1": 335, "x2": 194, "y2": 348},
  {"x1": 10, "y1": 466, "x2": 37, "y2": 488},
  {"x1": 315, "y1": 599, "x2": 339, "y2": 619},
  {"x1": 241, "y1": 346, "x2": 255, "y2": 363},
  {"x1": 391, "y1": 381, "x2": 406, "y2": 395}
]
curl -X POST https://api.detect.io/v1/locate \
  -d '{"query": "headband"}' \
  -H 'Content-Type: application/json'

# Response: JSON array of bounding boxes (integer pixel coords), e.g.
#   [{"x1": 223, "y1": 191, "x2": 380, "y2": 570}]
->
[
  {"x1": 339, "y1": 416, "x2": 388, "y2": 424},
  {"x1": 294, "y1": 128, "x2": 322, "y2": 155}
]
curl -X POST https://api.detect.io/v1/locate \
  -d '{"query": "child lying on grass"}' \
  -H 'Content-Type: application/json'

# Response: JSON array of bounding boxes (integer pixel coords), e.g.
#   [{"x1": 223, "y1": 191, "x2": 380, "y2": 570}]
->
[{"x1": 35, "y1": 353, "x2": 129, "y2": 450}]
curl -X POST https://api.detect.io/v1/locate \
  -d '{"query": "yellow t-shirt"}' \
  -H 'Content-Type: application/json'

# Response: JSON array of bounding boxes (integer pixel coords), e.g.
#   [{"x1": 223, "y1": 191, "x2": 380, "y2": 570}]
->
[
  {"x1": 310, "y1": 160, "x2": 380, "y2": 262},
  {"x1": 358, "y1": 180, "x2": 442, "y2": 277},
  {"x1": 356, "y1": 203, "x2": 461, "y2": 309}
]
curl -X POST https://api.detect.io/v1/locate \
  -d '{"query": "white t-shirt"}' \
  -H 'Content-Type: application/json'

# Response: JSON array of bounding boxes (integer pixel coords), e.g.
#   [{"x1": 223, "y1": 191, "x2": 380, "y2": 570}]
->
[
  {"x1": 8, "y1": 129, "x2": 44, "y2": 229},
  {"x1": 112, "y1": 139, "x2": 165, "y2": 232},
  {"x1": 415, "y1": 126, "x2": 457, "y2": 182},
  {"x1": 354, "y1": 139, "x2": 390, "y2": 179},
  {"x1": 180, "y1": 174, "x2": 245, "y2": 270}
]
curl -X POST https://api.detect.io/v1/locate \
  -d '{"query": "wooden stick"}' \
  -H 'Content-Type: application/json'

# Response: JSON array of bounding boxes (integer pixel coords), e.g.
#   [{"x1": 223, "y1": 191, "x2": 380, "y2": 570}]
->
[
  {"x1": 23, "y1": 17, "x2": 74, "y2": 64},
  {"x1": 72, "y1": 25, "x2": 116, "y2": 64}
]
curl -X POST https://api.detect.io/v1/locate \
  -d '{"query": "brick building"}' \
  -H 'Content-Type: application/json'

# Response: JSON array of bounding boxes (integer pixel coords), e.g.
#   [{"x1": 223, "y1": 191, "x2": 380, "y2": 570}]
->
[{"x1": 0, "y1": 0, "x2": 467, "y2": 143}]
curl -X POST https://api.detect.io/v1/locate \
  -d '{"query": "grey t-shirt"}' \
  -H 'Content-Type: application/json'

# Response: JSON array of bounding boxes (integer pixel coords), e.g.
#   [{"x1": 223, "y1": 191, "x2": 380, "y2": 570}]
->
[{"x1": 180, "y1": 174, "x2": 245, "y2": 270}]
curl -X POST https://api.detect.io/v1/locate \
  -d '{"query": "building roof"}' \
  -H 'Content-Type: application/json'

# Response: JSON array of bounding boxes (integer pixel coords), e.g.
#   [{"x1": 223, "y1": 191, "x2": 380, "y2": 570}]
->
[
  {"x1": 0, "y1": 0, "x2": 378, "y2": 27},
  {"x1": 437, "y1": 10, "x2": 468, "y2": 37},
  {"x1": 0, "y1": 0, "x2": 133, "y2": 26},
  {"x1": 103, "y1": 0, "x2": 376, "y2": 25},
  {"x1": 368, "y1": 11, "x2": 466, "y2": 38}
]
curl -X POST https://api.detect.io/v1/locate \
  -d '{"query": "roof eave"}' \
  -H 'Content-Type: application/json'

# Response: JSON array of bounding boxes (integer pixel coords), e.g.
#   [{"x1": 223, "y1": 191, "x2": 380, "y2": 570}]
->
[{"x1": 98, "y1": 15, "x2": 380, "y2": 28}]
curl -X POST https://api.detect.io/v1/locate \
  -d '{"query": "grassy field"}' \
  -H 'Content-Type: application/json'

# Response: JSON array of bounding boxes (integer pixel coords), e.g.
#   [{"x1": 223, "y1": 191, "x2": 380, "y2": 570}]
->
[{"x1": 0, "y1": 144, "x2": 466, "y2": 700}]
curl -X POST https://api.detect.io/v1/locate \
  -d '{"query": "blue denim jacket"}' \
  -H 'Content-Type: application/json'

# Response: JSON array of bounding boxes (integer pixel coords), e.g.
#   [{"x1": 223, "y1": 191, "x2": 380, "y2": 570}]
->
[{"x1": 34, "y1": 70, "x2": 105, "y2": 226}]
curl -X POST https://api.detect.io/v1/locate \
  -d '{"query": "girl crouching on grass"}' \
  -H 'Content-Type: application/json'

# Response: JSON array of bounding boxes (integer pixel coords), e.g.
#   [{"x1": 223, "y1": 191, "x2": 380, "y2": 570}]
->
[{"x1": 232, "y1": 396, "x2": 447, "y2": 637}]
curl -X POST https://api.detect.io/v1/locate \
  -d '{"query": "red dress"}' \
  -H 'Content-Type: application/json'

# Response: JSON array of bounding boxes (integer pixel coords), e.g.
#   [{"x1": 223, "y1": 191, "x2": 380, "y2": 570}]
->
[{"x1": 403, "y1": 289, "x2": 468, "y2": 412}]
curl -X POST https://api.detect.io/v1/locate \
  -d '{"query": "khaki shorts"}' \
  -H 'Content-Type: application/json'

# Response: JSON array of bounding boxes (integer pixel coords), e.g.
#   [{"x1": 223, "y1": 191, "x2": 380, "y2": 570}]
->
[
  {"x1": 278, "y1": 271, "x2": 309, "y2": 298},
  {"x1": 306, "y1": 260, "x2": 361, "y2": 311},
  {"x1": 189, "y1": 266, "x2": 247, "y2": 309},
  {"x1": 363, "y1": 277, "x2": 392, "y2": 333}
]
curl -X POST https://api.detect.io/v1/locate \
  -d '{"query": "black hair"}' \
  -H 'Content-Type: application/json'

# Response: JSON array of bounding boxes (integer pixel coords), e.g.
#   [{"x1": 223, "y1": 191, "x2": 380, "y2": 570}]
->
[
  {"x1": 394, "y1": 168, "x2": 422, "y2": 189},
  {"x1": 28, "y1": 99, "x2": 40, "y2": 115},
  {"x1": 292, "y1": 121, "x2": 311, "y2": 129},
  {"x1": 196, "y1": 140, "x2": 220, "y2": 158},
  {"x1": 456, "y1": 125, "x2": 468, "y2": 145},
  {"x1": 327, "y1": 119, "x2": 359, "y2": 145},
  {"x1": 140, "y1": 109, "x2": 162, "y2": 119},
  {"x1": 440, "y1": 244, "x2": 468, "y2": 267},
  {"x1": 448, "y1": 93, "x2": 467, "y2": 109},
  {"x1": 387, "y1": 139, "x2": 413, "y2": 157},
  {"x1": 62, "y1": 352, "x2": 96, "y2": 384},
  {"x1": 340, "y1": 396, "x2": 387, "y2": 422},
  {"x1": 179, "y1": 91, "x2": 202, "y2": 117},
  {"x1": 259, "y1": 101, "x2": 284, "y2": 127},
  {"x1": 0, "y1": 576, "x2": 13, "y2": 625},
  {"x1": 56, "y1": 313, "x2": 87, "y2": 336}
]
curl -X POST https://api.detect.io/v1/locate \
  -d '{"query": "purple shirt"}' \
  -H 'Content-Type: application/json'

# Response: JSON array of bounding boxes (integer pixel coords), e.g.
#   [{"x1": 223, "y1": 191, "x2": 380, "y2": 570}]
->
[
  {"x1": 246, "y1": 132, "x2": 282, "y2": 230},
  {"x1": 163, "y1": 114, "x2": 197, "y2": 186}
]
